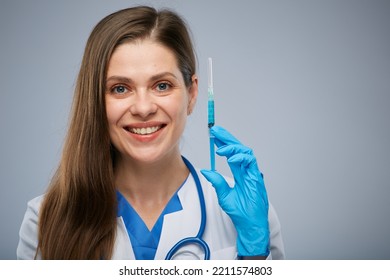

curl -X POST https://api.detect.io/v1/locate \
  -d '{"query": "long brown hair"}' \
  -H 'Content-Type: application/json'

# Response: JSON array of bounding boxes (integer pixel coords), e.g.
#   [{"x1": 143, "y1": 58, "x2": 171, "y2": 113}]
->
[{"x1": 37, "y1": 6, "x2": 196, "y2": 259}]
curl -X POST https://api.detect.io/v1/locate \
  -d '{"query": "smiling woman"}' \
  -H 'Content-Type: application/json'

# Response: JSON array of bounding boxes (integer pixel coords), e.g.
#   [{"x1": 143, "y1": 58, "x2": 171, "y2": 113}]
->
[
  {"x1": 16, "y1": 6, "x2": 284, "y2": 260},
  {"x1": 105, "y1": 40, "x2": 197, "y2": 166}
]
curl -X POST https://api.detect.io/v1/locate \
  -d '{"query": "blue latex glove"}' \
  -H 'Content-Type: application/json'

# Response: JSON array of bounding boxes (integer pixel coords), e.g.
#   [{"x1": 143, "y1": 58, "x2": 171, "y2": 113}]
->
[{"x1": 200, "y1": 126, "x2": 270, "y2": 257}]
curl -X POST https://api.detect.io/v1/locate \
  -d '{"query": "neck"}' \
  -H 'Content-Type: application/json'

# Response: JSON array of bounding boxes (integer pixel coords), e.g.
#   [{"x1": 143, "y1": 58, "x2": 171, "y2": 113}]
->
[{"x1": 114, "y1": 153, "x2": 189, "y2": 204}]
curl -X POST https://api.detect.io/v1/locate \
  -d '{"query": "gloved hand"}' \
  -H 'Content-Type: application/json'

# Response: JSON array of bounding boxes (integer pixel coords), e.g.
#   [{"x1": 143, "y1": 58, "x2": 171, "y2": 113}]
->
[{"x1": 200, "y1": 126, "x2": 270, "y2": 257}]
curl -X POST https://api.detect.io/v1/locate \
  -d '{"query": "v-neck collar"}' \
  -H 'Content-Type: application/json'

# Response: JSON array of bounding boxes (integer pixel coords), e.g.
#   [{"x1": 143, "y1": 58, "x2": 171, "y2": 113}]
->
[{"x1": 116, "y1": 177, "x2": 186, "y2": 260}]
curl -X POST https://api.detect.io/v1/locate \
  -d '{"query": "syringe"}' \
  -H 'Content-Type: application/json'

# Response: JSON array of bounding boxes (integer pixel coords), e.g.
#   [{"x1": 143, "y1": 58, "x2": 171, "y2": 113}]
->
[{"x1": 208, "y1": 57, "x2": 215, "y2": 171}]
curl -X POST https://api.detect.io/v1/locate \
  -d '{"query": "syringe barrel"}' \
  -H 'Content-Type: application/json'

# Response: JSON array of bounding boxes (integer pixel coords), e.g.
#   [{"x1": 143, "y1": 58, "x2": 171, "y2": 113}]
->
[{"x1": 208, "y1": 99, "x2": 214, "y2": 128}]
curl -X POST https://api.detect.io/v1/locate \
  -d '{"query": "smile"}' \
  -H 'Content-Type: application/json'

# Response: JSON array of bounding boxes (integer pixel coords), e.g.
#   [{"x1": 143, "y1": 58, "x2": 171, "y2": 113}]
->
[{"x1": 127, "y1": 125, "x2": 164, "y2": 135}]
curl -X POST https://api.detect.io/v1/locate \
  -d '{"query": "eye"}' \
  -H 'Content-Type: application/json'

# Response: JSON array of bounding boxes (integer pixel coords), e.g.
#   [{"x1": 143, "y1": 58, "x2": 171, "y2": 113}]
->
[
  {"x1": 111, "y1": 85, "x2": 128, "y2": 95},
  {"x1": 156, "y1": 82, "x2": 171, "y2": 92}
]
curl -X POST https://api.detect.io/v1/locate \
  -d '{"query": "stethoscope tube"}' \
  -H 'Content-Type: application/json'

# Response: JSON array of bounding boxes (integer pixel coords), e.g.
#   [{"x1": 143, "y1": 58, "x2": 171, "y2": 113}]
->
[{"x1": 164, "y1": 157, "x2": 211, "y2": 260}]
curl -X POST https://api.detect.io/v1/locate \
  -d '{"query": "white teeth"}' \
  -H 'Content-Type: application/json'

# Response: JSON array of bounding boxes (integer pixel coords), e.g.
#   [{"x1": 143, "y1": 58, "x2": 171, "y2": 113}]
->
[{"x1": 130, "y1": 126, "x2": 161, "y2": 135}]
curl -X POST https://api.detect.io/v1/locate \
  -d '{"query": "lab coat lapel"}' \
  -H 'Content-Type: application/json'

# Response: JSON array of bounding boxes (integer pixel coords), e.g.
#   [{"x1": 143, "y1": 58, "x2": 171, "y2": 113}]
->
[
  {"x1": 154, "y1": 173, "x2": 201, "y2": 259},
  {"x1": 112, "y1": 216, "x2": 136, "y2": 259}
]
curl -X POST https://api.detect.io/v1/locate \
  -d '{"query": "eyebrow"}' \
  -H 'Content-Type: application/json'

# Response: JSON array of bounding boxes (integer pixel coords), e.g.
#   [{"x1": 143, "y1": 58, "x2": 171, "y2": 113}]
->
[
  {"x1": 105, "y1": 76, "x2": 133, "y2": 85},
  {"x1": 106, "y1": 72, "x2": 179, "y2": 85}
]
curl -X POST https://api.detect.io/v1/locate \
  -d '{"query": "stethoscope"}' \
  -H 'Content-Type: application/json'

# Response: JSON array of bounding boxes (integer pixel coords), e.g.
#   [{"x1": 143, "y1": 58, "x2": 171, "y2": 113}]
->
[{"x1": 164, "y1": 156, "x2": 211, "y2": 260}]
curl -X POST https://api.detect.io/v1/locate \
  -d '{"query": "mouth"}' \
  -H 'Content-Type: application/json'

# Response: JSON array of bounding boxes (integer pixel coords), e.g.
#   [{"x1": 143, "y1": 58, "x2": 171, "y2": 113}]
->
[{"x1": 125, "y1": 124, "x2": 166, "y2": 135}]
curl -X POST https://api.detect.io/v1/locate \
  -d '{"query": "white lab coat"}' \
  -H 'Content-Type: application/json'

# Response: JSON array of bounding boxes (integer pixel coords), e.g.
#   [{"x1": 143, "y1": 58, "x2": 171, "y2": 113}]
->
[{"x1": 17, "y1": 169, "x2": 285, "y2": 260}]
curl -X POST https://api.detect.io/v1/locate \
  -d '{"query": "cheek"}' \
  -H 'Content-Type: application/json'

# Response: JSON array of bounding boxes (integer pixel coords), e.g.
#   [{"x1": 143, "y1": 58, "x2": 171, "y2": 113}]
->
[
  {"x1": 105, "y1": 104, "x2": 115, "y2": 127},
  {"x1": 164, "y1": 95, "x2": 188, "y2": 121},
  {"x1": 105, "y1": 98, "x2": 125, "y2": 127}
]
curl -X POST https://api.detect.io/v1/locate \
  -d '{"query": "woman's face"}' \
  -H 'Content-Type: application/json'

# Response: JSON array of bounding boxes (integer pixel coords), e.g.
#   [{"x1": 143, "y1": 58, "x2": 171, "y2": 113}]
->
[{"x1": 105, "y1": 39, "x2": 198, "y2": 165}]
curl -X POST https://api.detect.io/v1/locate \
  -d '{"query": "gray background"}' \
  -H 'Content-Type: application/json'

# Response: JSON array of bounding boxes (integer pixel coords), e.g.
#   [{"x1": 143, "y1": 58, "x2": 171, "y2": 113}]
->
[{"x1": 1, "y1": 0, "x2": 389, "y2": 259}]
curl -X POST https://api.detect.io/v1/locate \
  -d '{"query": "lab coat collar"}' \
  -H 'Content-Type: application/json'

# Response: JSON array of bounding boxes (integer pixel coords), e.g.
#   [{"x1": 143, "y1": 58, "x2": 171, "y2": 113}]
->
[{"x1": 112, "y1": 171, "x2": 201, "y2": 260}]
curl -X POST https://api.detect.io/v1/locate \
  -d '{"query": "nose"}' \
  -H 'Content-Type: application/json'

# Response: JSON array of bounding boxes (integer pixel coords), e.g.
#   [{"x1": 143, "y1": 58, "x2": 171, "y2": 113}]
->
[{"x1": 129, "y1": 91, "x2": 158, "y2": 119}]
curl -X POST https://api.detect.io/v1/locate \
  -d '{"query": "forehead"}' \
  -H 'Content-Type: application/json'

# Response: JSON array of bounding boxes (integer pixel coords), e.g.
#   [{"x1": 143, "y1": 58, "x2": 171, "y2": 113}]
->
[{"x1": 107, "y1": 39, "x2": 180, "y2": 78}]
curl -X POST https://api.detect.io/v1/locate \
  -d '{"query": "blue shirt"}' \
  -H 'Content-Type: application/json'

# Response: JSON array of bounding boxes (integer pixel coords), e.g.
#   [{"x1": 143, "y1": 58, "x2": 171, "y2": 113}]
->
[{"x1": 116, "y1": 183, "x2": 185, "y2": 260}]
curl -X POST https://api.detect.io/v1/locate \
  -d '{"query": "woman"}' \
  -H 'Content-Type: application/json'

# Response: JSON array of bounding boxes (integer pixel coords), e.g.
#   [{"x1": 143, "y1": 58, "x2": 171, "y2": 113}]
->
[{"x1": 17, "y1": 6, "x2": 285, "y2": 260}]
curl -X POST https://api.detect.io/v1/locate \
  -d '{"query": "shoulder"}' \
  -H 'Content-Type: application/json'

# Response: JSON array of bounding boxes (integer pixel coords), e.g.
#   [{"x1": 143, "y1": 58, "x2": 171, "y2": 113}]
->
[
  {"x1": 27, "y1": 195, "x2": 44, "y2": 213},
  {"x1": 268, "y1": 203, "x2": 285, "y2": 259},
  {"x1": 24, "y1": 195, "x2": 45, "y2": 221},
  {"x1": 16, "y1": 195, "x2": 45, "y2": 259}
]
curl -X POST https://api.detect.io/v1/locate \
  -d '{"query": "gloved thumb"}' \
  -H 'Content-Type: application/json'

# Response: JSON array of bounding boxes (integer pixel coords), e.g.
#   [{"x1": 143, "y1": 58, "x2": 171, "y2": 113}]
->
[{"x1": 200, "y1": 169, "x2": 232, "y2": 202}]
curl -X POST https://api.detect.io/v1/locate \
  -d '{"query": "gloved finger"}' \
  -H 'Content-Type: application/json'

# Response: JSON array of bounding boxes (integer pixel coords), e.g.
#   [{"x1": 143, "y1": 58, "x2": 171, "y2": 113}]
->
[
  {"x1": 226, "y1": 153, "x2": 260, "y2": 192},
  {"x1": 216, "y1": 144, "x2": 253, "y2": 159},
  {"x1": 228, "y1": 154, "x2": 269, "y2": 208},
  {"x1": 210, "y1": 126, "x2": 242, "y2": 148},
  {"x1": 200, "y1": 169, "x2": 232, "y2": 202},
  {"x1": 228, "y1": 153, "x2": 261, "y2": 180}
]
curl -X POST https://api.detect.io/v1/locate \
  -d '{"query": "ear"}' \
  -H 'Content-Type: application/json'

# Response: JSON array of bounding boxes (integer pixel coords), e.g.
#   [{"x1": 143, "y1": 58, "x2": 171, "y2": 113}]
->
[{"x1": 187, "y1": 75, "x2": 198, "y2": 115}]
